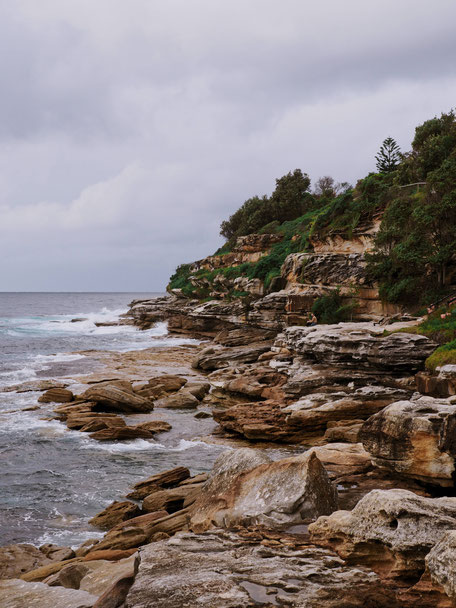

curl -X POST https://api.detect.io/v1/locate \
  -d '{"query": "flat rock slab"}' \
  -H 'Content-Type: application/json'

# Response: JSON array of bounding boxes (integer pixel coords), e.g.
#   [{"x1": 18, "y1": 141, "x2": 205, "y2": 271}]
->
[
  {"x1": 124, "y1": 529, "x2": 399, "y2": 608},
  {"x1": 0, "y1": 579, "x2": 96, "y2": 608}
]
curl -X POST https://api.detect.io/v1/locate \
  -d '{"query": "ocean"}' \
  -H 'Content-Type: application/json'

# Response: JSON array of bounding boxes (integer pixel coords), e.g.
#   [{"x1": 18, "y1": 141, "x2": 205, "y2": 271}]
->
[{"x1": 0, "y1": 293, "x2": 223, "y2": 548}]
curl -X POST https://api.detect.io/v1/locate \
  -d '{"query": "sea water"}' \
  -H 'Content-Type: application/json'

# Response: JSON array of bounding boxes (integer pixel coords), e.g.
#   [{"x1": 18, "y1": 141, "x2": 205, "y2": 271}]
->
[{"x1": 0, "y1": 293, "x2": 223, "y2": 548}]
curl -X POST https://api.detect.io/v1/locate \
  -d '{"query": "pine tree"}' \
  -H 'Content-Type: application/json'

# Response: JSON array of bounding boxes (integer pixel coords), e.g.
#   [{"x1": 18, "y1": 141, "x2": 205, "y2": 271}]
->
[{"x1": 375, "y1": 137, "x2": 401, "y2": 173}]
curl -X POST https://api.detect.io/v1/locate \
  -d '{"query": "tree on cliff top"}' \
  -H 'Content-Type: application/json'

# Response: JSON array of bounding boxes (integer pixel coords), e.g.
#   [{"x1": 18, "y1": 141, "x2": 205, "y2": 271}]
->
[
  {"x1": 220, "y1": 169, "x2": 313, "y2": 241},
  {"x1": 375, "y1": 137, "x2": 402, "y2": 173}
]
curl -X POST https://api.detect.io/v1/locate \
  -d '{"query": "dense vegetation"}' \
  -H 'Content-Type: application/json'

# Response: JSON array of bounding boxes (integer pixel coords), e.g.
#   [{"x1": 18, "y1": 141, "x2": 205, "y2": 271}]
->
[{"x1": 170, "y1": 110, "x2": 456, "y2": 311}]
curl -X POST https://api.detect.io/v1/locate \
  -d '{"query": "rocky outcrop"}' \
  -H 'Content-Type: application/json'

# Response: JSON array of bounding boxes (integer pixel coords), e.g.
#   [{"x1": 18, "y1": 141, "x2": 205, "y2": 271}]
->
[
  {"x1": 192, "y1": 341, "x2": 272, "y2": 370},
  {"x1": 309, "y1": 489, "x2": 456, "y2": 581},
  {"x1": 359, "y1": 396, "x2": 456, "y2": 486},
  {"x1": 89, "y1": 502, "x2": 141, "y2": 530},
  {"x1": 278, "y1": 323, "x2": 436, "y2": 373},
  {"x1": 190, "y1": 448, "x2": 338, "y2": 532},
  {"x1": 126, "y1": 467, "x2": 190, "y2": 500},
  {"x1": 124, "y1": 528, "x2": 399, "y2": 608},
  {"x1": 38, "y1": 388, "x2": 74, "y2": 403}
]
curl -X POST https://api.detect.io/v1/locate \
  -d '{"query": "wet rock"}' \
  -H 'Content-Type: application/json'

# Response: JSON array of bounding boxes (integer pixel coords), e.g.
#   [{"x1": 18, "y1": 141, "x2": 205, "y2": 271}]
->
[
  {"x1": 194, "y1": 410, "x2": 211, "y2": 419},
  {"x1": 66, "y1": 413, "x2": 125, "y2": 431},
  {"x1": 0, "y1": 578, "x2": 96, "y2": 607},
  {"x1": 359, "y1": 396, "x2": 456, "y2": 486},
  {"x1": 89, "y1": 427, "x2": 154, "y2": 441},
  {"x1": 124, "y1": 529, "x2": 399, "y2": 608},
  {"x1": 0, "y1": 544, "x2": 51, "y2": 580},
  {"x1": 127, "y1": 467, "x2": 190, "y2": 500},
  {"x1": 156, "y1": 391, "x2": 199, "y2": 409},
  {"x1": 89, "y1": 502, "x2": 141, "y2": 530},
  {"x1": 133, "y1": 421, "x2": 172, "y2": 433},
  {"x1": 190, "y1": 448, "x2": 338, "y2": 532},
  {"x1": 82, "y1": 384, "x2": 153, "y2": 414},
  {"x1": 38, "y1": 388, "x2": 74, "y2": 403},
  {"x1": 1, "y1": 380, "x2": 70, "y2": 393},
  {"x1": 184, "y1": 382, "x2": 211, "y2": 400},
  {"x1": 309, "y1": 489, "x2": 456, "y2": 581}
]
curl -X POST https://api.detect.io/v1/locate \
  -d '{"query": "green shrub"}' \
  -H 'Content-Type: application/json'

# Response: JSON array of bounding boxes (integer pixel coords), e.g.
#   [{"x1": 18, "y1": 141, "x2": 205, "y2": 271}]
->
[{"x1": 311, "y1": 289, "x2": 356, "y2": 324}]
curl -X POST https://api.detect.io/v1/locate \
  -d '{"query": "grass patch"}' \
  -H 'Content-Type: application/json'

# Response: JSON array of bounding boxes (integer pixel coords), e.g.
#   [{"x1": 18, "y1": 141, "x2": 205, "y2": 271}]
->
[{"x1": 425, "y1": 340, "x2": 456, "y2": 371}]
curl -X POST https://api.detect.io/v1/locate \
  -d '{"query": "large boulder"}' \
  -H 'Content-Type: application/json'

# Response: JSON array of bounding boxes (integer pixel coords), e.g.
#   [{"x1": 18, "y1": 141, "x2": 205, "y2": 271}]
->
[
  {"x1": 359, "y1": 396, "x2": 456, "y2": 486},
  {"x1": 0, "y1": 578, "x2": 96, "y2": 607},
  {"x1": 124, "y1": 529, "x2": 399, "y2": 608},
  {"x1": 190, "y1": 448, "x2": 338, "y2": 532},
  {"x1": 309, "y1": 489, "x2": 456, "y2": 581},
  {"x1": 81, "y1": 384, "x2": 153, "y2": 413}
]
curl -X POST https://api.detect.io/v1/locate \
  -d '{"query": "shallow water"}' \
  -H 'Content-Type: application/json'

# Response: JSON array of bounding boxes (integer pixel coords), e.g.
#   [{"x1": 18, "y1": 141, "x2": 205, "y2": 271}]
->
[{"x1": 0, "y1": 293, "x2": 225, "y2": 547}]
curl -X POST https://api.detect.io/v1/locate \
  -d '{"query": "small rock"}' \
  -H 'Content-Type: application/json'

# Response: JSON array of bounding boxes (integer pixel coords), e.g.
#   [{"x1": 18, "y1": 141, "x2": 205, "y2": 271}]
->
[
  {"x1": 157, "y1": 391, "x2": 199, "y2": 409},
  {"x1": 38, "y1": 388, "x2": 74, "y2": 403},
  {"x1": 127, "y1": 467, "x2": 190, "y2": 500}
]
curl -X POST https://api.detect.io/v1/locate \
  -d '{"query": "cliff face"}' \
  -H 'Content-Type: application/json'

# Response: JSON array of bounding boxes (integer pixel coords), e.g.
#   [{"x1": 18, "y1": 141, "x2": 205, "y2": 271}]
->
[{"x1": 168, "y1": 216, "x2": 401, "y2": 327}]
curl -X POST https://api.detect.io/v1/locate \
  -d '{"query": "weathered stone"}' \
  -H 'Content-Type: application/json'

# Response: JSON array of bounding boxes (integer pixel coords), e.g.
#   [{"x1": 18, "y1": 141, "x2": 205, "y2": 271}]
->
[
  {"x1": 156, "y1": 391, "x2": 200, "y2": 409},
  {"x1": 0, "y1": 544, "x2": 51, "y2": 580},
  {"x1": 280, "y1": 323, "x2": 437, "y2": 373},
  {"x1": 82, "y1": 384, "x2": 153, "y2": 413},
  {"x1": 79, "y1": 555, "x2": 135, "y2": 596},
  {"x1": 416, "y1": 365, "x2": 456, "y2": 398},
  {"x1": 142, "y1": 485, "x2": 202, "y2": 513},
  {"x1": 38, "y1": 388, "x2": 74, "y2": 403},
  {"x1": 82, "y1": 549, "x2": 137, "y2": 562},
  {"x1": 92, "y1": 574, "x2": 135, "y2": 608},
  {"x1": 21, "y1": 558, "x2": 83, "y2": 582},
  {"x1": 190, "y1": 448, "x2": 338, "y2": 532},
  {"x1": 360, "y1": 396, "x2": 456, "y2": 486},
  {"x1": 309, "y1": 489, "x2": 456, "y2": 581},
  {"x1": 0, "y1": 579, "x2": 96, "y2": 607},
  {"x1": 124, "y1": 529, "x2": 399, "y2": 608},
  {"x1": 192, "y1": 342, "x2": 272, "y2": 371},
  {"x1": 89, "y1": 501, "x2": 141, "y2": 530},
  {"x1": 184, "y1": 382, "x2": 211, "y2": 400},
  {"x1": 426, "y1": 530, "x2": 456, "y2": 602},
  {"x1": 44, "y1": 563, "x2": 91, "y2": 589},
  {"x1": 127, "y1": 467, "x2": 190, "y2": 500},
  {"x1": 39, "y1": 544, "x2": 75, "y2": 562},
  {"x1": 66, "y1": 413, "x2": 125, "y2": 431},
  {"x1": 133, "y1": 421, "x2": 172, "y2": 433}
]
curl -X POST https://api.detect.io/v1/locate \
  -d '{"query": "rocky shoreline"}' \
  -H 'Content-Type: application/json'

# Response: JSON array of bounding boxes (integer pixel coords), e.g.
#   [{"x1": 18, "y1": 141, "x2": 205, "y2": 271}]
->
[{"x1": 2, "y1": 294, "x2": 456, "y2": 607}]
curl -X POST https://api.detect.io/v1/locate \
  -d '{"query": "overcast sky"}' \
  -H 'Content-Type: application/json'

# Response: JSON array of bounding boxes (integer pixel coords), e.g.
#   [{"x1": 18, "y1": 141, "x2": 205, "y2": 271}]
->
[{"x1": 1, "y1": 0, "x2": 456, "y2": 291}]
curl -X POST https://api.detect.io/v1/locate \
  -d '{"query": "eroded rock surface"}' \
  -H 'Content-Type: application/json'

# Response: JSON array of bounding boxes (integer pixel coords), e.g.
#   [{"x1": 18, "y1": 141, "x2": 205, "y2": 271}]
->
[
  {"x1": 0, "y1": 578, "x2": 96, "y2": 607},
  {"x1": 309, "y1": 489, "x2": 456, "y2": 581},
  {"x1": 360, "y1": 395, "x2": 456, "y2": 486},
  {"x1": 124, "y1": 529, "x2": 399, "y2": 608},
  {"x1": 190, "y1": 448, "x2": 338, "y2": 532}
]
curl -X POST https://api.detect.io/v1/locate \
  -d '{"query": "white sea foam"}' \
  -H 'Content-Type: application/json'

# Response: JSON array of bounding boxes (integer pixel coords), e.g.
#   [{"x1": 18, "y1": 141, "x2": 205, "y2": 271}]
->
[{"x1": 79, "y1": 437, "x2": 211, "y2": 454}]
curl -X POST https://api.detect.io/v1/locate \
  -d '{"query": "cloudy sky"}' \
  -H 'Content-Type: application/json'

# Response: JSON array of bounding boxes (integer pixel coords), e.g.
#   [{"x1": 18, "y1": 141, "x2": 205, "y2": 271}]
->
[{"x1": 1, "y1": 0, "x2": 456, "y2": 291}]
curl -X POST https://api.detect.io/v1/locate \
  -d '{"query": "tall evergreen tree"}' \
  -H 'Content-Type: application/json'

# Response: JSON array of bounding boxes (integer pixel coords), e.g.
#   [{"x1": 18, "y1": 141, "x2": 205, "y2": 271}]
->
[{"x1": 375, "y1": 137, "x2": 401, "y2": 173}]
